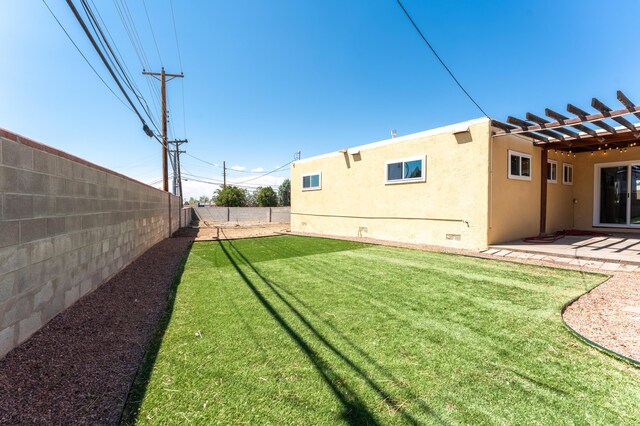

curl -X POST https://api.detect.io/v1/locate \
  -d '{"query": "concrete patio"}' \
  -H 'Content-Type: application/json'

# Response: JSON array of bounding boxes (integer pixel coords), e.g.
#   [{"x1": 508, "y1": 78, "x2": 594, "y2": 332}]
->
[{"x1": 485, "y1": 233, "x2": 640, "y2": 271}]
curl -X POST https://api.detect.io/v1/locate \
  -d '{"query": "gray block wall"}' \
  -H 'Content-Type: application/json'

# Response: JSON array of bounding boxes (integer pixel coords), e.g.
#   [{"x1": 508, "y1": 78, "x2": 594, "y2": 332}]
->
[
  {"x1": 192, "y1": 206, "x2": 290, "y2": 224},
  {"x1": 180, "y1": 207, "x2": 193, "y2": 227},
  {"x1": 270, "y1": 207, "x2": 291, "y2": 223},
  {"x1": 194, "y1": 206, "x2": 229, "y2": 222},
  {"x1": 0, "y1": 130, "x2": 181, "y2": 359},
  {"x1": 229, "y1": 207, "x2": 271, "y2": 222}
]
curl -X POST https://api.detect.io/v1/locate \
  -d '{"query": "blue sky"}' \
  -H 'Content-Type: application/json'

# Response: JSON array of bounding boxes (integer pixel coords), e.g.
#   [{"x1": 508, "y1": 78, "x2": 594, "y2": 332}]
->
[{"x1": 1, "y1": 1, "x2": 639, "y2": 198}]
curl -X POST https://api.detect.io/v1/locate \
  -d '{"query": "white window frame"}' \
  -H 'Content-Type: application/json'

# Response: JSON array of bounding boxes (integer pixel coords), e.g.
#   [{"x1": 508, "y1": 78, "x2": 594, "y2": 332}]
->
[
  {"x1": 508, "y1": 150, "x2": 532, "y2": 181},
  {"x1": 384, "y1": 155, "x2": 426, "y2": 185},
  {"x1": 563, "y1": 163, "x2": 573, "y2": 185},
  {"x1": 547, "y1": 159, "x2": 558, "y2": 183},
  {"x1": 301, "y1": 172, "x2": 322, "y2": 191}
]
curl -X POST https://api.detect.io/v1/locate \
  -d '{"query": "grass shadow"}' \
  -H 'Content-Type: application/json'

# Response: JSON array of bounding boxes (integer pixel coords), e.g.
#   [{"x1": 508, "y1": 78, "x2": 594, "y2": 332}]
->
[
  {"x1": 119, "y1": 241, "x2": 193, "y2": 425},
  {"x1": 222, "y1": 234, "x2": 446, "y2": 424},
  {"x1": 218, "y1": 241, "x2": 382, "y2": 425}
]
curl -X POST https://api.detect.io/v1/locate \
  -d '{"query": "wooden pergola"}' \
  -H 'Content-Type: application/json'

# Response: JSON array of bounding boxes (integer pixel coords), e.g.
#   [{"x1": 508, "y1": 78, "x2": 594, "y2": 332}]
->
[{"x1": 491, "y1": 90, "x2": 640, "y2": 235}]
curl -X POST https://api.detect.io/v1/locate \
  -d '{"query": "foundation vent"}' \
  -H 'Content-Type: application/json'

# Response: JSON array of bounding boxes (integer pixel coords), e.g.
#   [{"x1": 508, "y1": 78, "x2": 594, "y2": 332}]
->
[{"x1": 446, "y1": 234, "x2": 461, "y2": 241}]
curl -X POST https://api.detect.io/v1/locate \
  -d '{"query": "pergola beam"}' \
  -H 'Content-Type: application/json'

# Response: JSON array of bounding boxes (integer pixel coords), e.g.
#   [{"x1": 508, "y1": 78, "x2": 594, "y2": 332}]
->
[
  {"x1": 526, "y1": 111, "x2": 580, "y2": 139},
  {"x1": 500, "y1": 116, "x2": 557, "y2": 142},
  {"x1": 567, "y1": 103, "x2": 617, "y2": 134},
  {"x1": 617, "y1": 90, "x2": 640, "y2": 120},
  {"x1": 493, "y1": 91, "x2": 640, "y2": 153},
  {"x1": 522, "y1": 132, "x2": 549, "y2": 143},
  {"x1": 544, "y1": 108, "x2": 599, "y2": 138},
  {"x1": 592, "y1": 97, "x2": 637, "y2": 133},
  {"x1": 493, "y1": 102, "x2": 640, "y2": 137},
  {"x1": 539, "y1": 130, "x2": 640, "y2": 150},
  {"x1": 491, "y1": 119, "x2": 516, "y2": 132}
]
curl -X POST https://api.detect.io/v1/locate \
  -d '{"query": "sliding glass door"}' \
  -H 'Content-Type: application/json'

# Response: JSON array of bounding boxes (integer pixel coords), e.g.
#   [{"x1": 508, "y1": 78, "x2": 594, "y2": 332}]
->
[
  {"x1": 631, "y1": 165, "x2": 640, "y2": 225},
  {"x1": 596, "y1": 162, "x2": 640, "y2": 227}
]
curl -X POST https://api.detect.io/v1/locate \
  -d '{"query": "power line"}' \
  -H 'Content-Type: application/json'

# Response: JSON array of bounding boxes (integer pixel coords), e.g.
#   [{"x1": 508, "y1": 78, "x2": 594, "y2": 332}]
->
[
  {"x1": 180, "y1": 168, "x2": 283, "y2": 189},
  {"x1": 182, "y1": 175, "x2": 279, "y2": 190},
  {"x1": 113, "y1": 0, "x2": 164, "y2": 116},
  {"x1": 64, "y1": 0, "x2": 154, "y2": 134},
  {"x1": 168, "y1": 0, "x2": 183, "y2": 71},
  {"x1": 183, "y1": 152, "x2": 290, "y2": 176},
  {"x1": 169, "y1": 0, "x2": 188, "y2": 137},
  {"x1": 235, "y1": 161, "x2": 293, "y2": 184},
  {"x1": 141, "y1": 0, "x2": 163, "y2": 66},
  {"x1": 41, "y1": 0, "x2": 132, "y2": 112},
  {"x1": 112, "y1": 0, "x2": 164, "y2": 125},
  {"x1": 112, "y1": 0, "x2": 148, "y2": 69},
  {"x1": 395, "y1": 0, "x2": 489, "y2": 117},
  {"x1": 79, "y1": 0, "x2": 161, "y2": 133}
]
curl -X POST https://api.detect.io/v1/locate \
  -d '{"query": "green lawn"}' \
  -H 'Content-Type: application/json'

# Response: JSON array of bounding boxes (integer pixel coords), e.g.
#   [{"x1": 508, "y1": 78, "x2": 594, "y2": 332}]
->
[{"x1": 124, "y1": 236, "x2": 640, "y2": 425}]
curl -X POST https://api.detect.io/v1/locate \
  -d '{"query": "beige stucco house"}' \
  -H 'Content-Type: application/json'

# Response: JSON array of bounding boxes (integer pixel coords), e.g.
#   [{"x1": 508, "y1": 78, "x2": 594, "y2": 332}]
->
[{"x1": 291, "y1": 99, "x2": 640, "y2": 250}]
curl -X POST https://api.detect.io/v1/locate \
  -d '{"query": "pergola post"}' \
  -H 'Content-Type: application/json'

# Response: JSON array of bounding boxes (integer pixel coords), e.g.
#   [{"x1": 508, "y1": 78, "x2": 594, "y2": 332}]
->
[{"x1": 540, "y1": 148, "x2": 548, "y2": 235}]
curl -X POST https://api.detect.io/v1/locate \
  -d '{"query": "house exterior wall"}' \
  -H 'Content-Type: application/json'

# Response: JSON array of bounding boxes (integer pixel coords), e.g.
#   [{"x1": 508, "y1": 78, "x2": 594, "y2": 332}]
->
[
  {"x1": 545, "y1": 150, "x2": 576, "y2": 232},
  {"x1": 489, "y1": 136, "x2": 640, "y2": 244},
  {"x1": 488, "y1": 135, "x2": 574, "y2": 244},
  {"x1": 572, "y1": 146, "x2": 640, "y2": 233},
  {"x1": 0, "y1": 129, "x2": 181, "y2": 359},
  {"x1": 488, "y1": 134, "x2": 540, "y2": 244},
  {"x1": 291, "y1": 118, "x2": 492, "y2": 250}
]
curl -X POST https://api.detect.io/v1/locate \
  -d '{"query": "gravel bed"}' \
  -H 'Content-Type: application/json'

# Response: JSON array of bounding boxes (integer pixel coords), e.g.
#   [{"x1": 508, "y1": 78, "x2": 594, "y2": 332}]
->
[
  {"x1": 0, "y1": 237, "x2": 193, "y2": 425},
  {"x1": 563, "y1": 273, "x2": 640, "y2": 362}
]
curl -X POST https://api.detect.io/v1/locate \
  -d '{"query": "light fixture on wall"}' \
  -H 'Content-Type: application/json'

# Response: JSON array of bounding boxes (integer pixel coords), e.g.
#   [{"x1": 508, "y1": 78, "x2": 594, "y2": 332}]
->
[{"x1": 391, "y1": 129, "x2": 397, "y2": 138}]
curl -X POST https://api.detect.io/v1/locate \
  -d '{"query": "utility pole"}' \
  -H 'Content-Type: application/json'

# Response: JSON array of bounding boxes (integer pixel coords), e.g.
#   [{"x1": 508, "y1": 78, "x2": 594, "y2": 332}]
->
[
  {"x1": 177, "y1": 148, "x2": 184, "y2": 206},
  {"x1": 168, "y1": 139, "x2": 187, "y2": 199},
  {"x1": 223, "y1": 161, "x2": 227, "y2": 189},
  {"x1": 143, "y1": 67, "x2": 184, "y2": 192}
]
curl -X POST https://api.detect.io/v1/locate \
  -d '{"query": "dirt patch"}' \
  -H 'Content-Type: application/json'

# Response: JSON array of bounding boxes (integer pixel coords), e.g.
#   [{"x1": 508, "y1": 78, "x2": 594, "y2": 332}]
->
[
  {"x1": 0, "y1": 237, "x2": 193, "y2": 425},
  {"x1": 177, "y1": 221, "x2": 290, "y2": 241},
  {"x1": 563, "y1": 273, "x2": 640, "y2": 363}
]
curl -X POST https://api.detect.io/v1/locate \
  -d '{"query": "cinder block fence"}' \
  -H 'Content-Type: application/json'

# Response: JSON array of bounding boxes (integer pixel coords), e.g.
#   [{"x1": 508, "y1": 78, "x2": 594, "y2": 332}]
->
[
  {"x1": 0, "y1": 129, "x2": 181, "y2": 358},
  {"x1": 193, "y1": 206, "x2": 291, "y2": 223}
]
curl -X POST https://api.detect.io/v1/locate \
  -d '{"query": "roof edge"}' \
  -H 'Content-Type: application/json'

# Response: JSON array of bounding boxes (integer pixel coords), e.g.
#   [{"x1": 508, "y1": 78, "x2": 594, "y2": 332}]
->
[{"x1": 294, "y1": 117, "x2": 489, "y2": 165}]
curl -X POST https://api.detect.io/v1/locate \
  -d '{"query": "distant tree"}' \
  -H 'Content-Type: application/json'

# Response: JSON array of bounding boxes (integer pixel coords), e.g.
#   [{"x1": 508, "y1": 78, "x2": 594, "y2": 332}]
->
[
  {"x1": 246, "y1": 191, "x2": 258, "y2": 207},
  {"x1": 187, "y1": 197, "x2": 197, "y2": 205},
  {"x1": 214, "y1": 186, "x2": 247, "y2": 207},
  {"x1": 278, "y1": 179, "x2": 291, "y2": 206},
  {"x1": 255, "y1": 186, "x2": 278, "y2": 207},
  {"x1": 198, "y1": 195, "x2": 211, "y2": 205}
]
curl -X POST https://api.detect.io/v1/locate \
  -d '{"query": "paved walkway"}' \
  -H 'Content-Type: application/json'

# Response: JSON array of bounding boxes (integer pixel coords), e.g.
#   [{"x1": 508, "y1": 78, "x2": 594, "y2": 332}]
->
[
  {"x1": 480, "y1": 247, "x2": 638, "y2": 272},
  {"x1": 487, "y1": 233, "x2": 640, "y2": 272}
]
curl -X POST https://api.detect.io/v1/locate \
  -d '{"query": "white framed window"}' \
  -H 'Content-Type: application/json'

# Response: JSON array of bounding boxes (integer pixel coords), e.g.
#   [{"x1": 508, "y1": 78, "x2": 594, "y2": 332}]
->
[
  {"x1": 563, "y1": 163, "x2": 573, "y2": 185},
  {"x1": 385, "y1": 156, "x2": 426, "y2": 184},
  {"x1": 302, "y1": 172, "x2": 321, "y2": 191},
  {"x1": 547, "y1": 159, "x2": 558, "y2": 183},
  {"x1": 508, "y1": 150, "x2": 532, "y2": 181}
]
